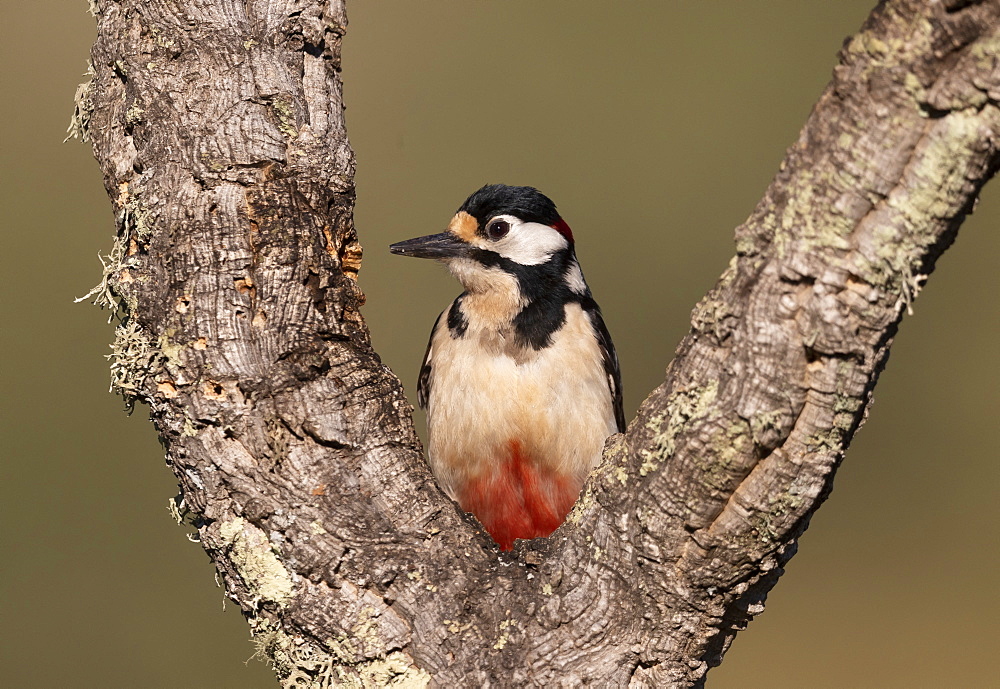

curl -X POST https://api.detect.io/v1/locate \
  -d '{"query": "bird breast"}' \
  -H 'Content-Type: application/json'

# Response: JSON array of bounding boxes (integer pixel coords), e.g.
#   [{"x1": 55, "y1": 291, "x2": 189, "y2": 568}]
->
[{"x1": 425, "y1": 300, "x2": 617, "y2": 499}]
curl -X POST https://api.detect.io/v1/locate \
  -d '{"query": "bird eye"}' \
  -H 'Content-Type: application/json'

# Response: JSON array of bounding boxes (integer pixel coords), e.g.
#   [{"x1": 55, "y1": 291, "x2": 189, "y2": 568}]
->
[{"x1": 486, "y1": 219, "x2": 510, "y2": 240}]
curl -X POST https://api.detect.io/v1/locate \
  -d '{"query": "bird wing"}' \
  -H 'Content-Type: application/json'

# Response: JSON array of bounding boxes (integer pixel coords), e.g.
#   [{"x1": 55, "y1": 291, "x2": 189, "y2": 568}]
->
[
  {"x1": 416, "y1": 309, "x2": 444, "y2": 409},
  {"x1": 586, "y1": 306, "x2": 625, "y2": 432}
]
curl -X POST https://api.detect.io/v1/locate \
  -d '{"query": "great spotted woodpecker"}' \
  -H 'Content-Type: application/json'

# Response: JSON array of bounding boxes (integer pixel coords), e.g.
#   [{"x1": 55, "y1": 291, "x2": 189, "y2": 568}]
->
[{"x1": 390, "y1": 184, "x2": 624, "y2": 550}]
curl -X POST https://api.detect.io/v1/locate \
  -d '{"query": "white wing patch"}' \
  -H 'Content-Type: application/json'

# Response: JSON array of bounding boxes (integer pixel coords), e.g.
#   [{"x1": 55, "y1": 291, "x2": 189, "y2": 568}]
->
[{"x1": 564, "y1": 260, "x2": 588, "y2": 295}]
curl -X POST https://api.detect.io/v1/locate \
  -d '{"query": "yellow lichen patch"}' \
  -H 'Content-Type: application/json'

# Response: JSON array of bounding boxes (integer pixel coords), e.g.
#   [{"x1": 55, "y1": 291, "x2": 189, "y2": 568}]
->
[
  {"x1": 182, "y1": 417, "x2": 200, "y2": 437},
  {"x1": 493, "y1": 618, "x2": 518, "y2": 651},
  {"x1": 614, "y1": 467, "x2": 628, "y2": 485},
  {"x1": 218, "y1": 517, "x2": 294, "y2": 607},
  {"x1": 441, "y1": 619, "x2": 474, "y2": 635},
  {"x1": 564, "y1": 481, "x2": 594, "y2": 525},
  {"x1": 639, "y1": 381, "x2": 719, "y2": 476},
  {"x1": 157, "y1": 329, "x2": 185, "y2": 370},
  {"x1": 107, "y1": 320, "x2": 160, "y2": 402},
  {"x1": 350, "y1": 606, "x2": 381, "y2": 656},
  {"x1": 271, "y1": 96, "x2": 298, "y2": 138},
  {"x1": 357, "y1": 652, "x2": 431, "y2": 688},
  {"x1": 447, "y1": 211, "x2": 478, "y2": 242},
  {"x1": 639, "y1": 380, "x2": 719, "y2": 476}
]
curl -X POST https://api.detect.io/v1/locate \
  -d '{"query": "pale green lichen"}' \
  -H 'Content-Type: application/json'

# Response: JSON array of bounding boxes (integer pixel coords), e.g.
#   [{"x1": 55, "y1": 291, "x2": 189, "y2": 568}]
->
[
  {"x1": 64, "y1": 62, "x2": 95, "y2": 143},
  {"x1": 750, "y1": 409, "x2": 784, "y2": 446},
  {"x1": 120, "y1": 183, "x2": 156, "y2": 242},
  {"x1": 639, "y1": 381, "x2": 719, "y2": 476},
  {"x1": 845, "y1": 16, "x2": 933, "y2": 69},
  {"x1": 181, "y1": 417, "x2": 200, "y2": 437},
  {"x1": 750, "y1": 489, "x2": 806, "y2": 546},
  {"x1": 166, "y1": 494, "x2": 187, "y2": 525},
  {"x1": 256, "y1": 623, "x2": 430, "y2": 689},
  {"x1": 804, "y1": 427, "x2": 843, "y2": 454},
  {"x1": 325, "y1": 633, "x2": 360, "y2": 665},
  {"x1": 350, "y1": 607, "x2": 382, "y2": 658},
  {"x1": 614, "y1": 466, "x2": 628, "y2": 485},
  {"x1": 77, "y1": 181, "x2": 158, "y2": 328},
  {"x1": 493, "y1": 618, "x2": 518, "y2": 651},
  {"x1": 125, "y1": 104, "x2": 145, "y2": 127},
  {"x1": 353, "y1": 653, "x2": 431, "y2": 688},
  {"x1": 565, "y1": 480, "x2": 594, "y2": 525},
  {"x1": 772, "y1": 167, "x2": 855, "y2": 259},
  {"x1": 107, "y1": 320, "x2": 162, "y2": 409},
  {"x1": 690, "y1": 296, "x2": 734, "y2": 342},
  {"x1": 219, "y1": 517, "x2": 294, "y2": 607},
  {"x1": 696, "y1": 418, "x2": 753, "y2": 491},
  {"x1": 865, "y1": 109, "x2": 983, "y2": 303},
  {"x1": 157, "y1": 328, "x2": 187, "y2": 374},
  {"x1": 272, "y1": 96, "x2": 299, "y2": 138},
  {"x1": 735, "y1": 233, "x2": 758, "y2": 257},
  {"x1": 255, "y1": 626, "x2": 338, "y2": 688},
  {"x1": 832, "y1": 393, "x2": 862, "y2": 432},
  {"x1": 75, "y1": 233, "x2": 127, "y2": 320},
  {"x1": 903, "y1": 72, "x2": 926, "y2": 104}
]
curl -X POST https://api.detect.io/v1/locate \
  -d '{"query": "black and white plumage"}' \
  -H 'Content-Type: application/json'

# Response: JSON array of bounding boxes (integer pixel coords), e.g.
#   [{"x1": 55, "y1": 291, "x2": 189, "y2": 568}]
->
[{"x1": 390, "y1": 184, "x2": 623, "y2": 550}]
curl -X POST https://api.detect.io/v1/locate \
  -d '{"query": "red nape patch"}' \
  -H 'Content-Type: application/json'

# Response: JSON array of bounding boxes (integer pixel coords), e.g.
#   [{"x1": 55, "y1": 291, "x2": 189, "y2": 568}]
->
[
  {"x1": 457, "y1": 440, "x2": 580, "y2": 551},
  {"x1": 551, "y1": 218, "x2": 574, "y2": 244}
]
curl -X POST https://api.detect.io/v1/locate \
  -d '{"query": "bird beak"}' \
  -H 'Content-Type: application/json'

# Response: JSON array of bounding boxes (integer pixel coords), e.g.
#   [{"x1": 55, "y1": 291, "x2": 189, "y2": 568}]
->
[{"x1": 389, "y1": 232, "x2": 470, "y2": 259}]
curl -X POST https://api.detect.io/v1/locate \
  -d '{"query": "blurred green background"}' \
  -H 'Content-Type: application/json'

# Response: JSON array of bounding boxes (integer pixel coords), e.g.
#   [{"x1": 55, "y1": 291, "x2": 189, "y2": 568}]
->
[{"x1": 3, "y1": 1, "x2": 998, "y2": 687}]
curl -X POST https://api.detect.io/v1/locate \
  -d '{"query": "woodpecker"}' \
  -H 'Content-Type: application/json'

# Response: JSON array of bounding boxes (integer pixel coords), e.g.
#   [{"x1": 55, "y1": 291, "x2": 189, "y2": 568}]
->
[{"x1": 389, "y1": 184, "x2": 624, "y2": 550}]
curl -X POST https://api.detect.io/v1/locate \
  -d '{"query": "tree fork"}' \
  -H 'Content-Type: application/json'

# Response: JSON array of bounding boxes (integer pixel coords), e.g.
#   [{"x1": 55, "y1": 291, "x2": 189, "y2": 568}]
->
[{"x1": 80, "y1": 1, "x2": 1000, "y2": 686}]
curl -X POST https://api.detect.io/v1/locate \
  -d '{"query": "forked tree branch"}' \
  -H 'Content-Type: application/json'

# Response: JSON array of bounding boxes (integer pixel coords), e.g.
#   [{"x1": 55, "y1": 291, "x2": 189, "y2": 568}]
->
[{"x1": 79, "y1": 0, "x2": 1000, "y2": 686}]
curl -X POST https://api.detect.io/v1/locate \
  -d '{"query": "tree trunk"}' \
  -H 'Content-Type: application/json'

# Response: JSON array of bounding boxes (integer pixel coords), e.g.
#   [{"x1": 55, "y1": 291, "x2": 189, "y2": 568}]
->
[{"x1": 79, "y1": 0, "x2": 1000, "y2": 686}]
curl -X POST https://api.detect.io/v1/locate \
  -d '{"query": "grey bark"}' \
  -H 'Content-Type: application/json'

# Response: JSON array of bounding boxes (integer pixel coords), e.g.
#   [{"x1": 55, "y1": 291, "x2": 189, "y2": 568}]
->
[{"x1": 77, "y1": 1, "x2": 1000, "y2": 686}]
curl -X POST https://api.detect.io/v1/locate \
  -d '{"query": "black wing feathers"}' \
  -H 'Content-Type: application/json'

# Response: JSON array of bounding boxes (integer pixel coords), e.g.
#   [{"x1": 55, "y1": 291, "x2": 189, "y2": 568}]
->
[
  {"x1": 586, "y1": 306, "x2": 625, "y2": 432},
  {"x1": 416, "y1": 310, "x2": 443, "y2": 409}
]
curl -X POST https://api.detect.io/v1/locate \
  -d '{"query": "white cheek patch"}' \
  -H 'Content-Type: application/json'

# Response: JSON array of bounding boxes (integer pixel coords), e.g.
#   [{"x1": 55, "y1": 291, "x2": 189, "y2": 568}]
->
[{"x1": 493, "y1": 218, "x2": 568, "y2": 266}]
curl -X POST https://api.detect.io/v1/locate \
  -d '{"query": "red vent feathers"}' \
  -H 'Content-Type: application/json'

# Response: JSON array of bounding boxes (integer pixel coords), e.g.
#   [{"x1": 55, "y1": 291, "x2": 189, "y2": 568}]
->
[{"x1": 457, "y1": 440, "x2": 578, "y2": 551}]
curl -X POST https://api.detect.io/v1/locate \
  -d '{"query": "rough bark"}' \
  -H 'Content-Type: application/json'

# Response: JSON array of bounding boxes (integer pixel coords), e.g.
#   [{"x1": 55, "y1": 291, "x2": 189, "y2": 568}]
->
[{"x1": 78, "y1": 1, "x2": 1000, "y2": 686}]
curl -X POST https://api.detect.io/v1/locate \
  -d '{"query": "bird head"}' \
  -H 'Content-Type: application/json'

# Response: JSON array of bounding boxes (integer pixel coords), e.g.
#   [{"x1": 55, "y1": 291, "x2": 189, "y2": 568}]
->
[{"x1": 389, "y1": 184, "x2": 577, "y2": 294}]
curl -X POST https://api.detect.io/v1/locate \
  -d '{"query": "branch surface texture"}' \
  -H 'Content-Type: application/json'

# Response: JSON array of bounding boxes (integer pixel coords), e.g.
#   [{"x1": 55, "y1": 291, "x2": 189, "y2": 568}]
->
[{"x1": 81, "y1": 0, "x2": 1000, "y2": 686}]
